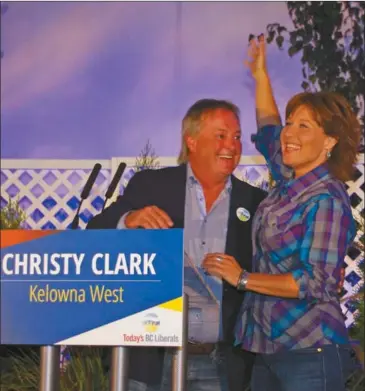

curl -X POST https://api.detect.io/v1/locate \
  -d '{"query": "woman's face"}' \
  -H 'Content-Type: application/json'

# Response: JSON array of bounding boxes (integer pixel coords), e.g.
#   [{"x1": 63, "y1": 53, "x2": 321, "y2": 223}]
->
[{"x1": 280, "y1": 105, "x2": 337, "y2": 178}]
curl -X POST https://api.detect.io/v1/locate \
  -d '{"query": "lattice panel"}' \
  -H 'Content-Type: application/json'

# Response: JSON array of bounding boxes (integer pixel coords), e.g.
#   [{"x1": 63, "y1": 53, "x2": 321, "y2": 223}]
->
[
  {"x1": 341, "y1": 163, "x2": 364, "y2": 327},
  {"x1": 0, "y1": 158, "x2": 364, "y2": 327},
  {"x1": 1, "y1": 168, "x2": 111, "y2": 229}
]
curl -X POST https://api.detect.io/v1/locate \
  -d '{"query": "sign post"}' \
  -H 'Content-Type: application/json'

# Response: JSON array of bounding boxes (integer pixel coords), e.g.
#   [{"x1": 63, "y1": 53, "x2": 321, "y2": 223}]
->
[
  {"x1": 1, "y1": 229, "x2": 184, "y2": 390},
  {"x1": 172, "y1": 294, "x2": 188, "y2": 391},
  {"x1": 40, "y1": 346, "x2": 60, "y2": 391},
  {"x1": 110, "y1": 346, "x2": 129, "y2": 391}
]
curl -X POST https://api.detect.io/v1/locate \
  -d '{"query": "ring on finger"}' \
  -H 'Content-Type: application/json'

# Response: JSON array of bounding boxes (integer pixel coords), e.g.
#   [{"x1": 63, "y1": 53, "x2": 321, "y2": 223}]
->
[{"x1": 216, "y1": 256, "x2": 223, "y2": 262}]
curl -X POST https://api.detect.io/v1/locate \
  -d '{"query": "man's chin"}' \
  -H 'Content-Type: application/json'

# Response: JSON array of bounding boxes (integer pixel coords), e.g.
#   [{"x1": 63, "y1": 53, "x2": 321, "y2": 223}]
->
[
  {"x1": 218, "y1": 163, "x2": 237, "y2": 176},
  {"x1": 218, "y1": 158, "x2": 237, "y2": 168}
]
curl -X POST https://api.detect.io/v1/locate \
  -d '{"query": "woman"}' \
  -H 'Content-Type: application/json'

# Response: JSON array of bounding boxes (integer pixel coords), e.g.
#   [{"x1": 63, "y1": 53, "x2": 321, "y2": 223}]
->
[{"x1": 202, "y1": 35, "x2": 361, "y2": 391}]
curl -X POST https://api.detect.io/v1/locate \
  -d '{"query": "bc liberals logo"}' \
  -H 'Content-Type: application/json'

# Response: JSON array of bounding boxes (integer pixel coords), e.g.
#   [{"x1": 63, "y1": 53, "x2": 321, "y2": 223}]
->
[
  {"x1": 143, "y1": 313, "x2": 160, "y2": 333},
  {"x1": 236, "y1": 207, "x2": 251, "y2": 222}
]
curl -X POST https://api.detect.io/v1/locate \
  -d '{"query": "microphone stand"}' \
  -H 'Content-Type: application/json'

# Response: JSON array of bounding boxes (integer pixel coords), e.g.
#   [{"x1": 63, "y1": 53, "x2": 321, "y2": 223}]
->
[
  {"x1": 102, "y1": 162, "x2": 126, "y2": 211},
  {"x1": 71, "y1": 203, "x2": 82, "y2": 230},
  {"x1": 70, "y1": 163, "x2": 102, "y2": 229}
]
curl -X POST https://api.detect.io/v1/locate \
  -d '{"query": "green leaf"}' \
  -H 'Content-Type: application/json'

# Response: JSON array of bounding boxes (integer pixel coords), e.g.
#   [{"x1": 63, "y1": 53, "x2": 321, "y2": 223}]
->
[
  {"x1": 288, "y1": 46, "x2": 298, "y2": 57},
  {"x1": 302, "y1": 67, "x2": 307, "y2": 79},
  {"x1": 301, "y1": 81, "x2": 309, "y2": 91},
  {"x1": 276, "y1": 35, "x2": 284, "y2": 49},
  {"x1": 266, "y1": 30, "x2": 276, "y2": 44},
  {"x1": 308, "y1": 74, "x2": 317, "y2": 84},
  {"x1": 288, "y1": 41, "x2": 303, "y2": 57}
]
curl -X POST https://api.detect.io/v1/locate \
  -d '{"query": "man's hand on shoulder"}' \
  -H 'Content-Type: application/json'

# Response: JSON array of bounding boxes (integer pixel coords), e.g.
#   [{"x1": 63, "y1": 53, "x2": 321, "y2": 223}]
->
[{"x1": 125, "y1": 206, "x2": 173, "y2": 229}]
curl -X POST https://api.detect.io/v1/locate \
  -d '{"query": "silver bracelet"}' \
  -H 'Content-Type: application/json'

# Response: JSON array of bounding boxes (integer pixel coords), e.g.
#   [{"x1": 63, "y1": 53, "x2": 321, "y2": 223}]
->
[{"x1": 236, "y1": 270, "x2": 250, "y2": 291}]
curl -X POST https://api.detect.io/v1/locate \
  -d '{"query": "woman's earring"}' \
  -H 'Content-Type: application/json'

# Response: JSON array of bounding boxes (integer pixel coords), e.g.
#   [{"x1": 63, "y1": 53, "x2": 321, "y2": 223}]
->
[{"x1": 326, "y1": 150, "x2": 331, "y2": 159}]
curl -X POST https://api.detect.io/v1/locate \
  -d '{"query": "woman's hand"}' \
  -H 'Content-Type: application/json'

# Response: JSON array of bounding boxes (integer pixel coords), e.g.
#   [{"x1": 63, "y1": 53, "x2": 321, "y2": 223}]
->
[
  {"x1": 202, "y1": 253, "x2": 243, "y2": 287},
  {"x1": 202, "y1": 253, "x2": 300, "y2": 298},
  {"x1": 245, "y1": 34, "x2": 268, "y2": 80}
]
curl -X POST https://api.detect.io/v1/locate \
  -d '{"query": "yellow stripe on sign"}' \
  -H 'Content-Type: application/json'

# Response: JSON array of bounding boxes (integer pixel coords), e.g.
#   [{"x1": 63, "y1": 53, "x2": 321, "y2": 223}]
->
[{"x1": 158, "y1": 297, "x2": 183, "y2": 312}]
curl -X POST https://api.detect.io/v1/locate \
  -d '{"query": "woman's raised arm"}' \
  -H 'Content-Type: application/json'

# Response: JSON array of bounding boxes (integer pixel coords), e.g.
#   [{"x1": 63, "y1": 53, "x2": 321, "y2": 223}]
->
[{"x1": 246, "y1": 34, "x2": 281, "y2": 128}]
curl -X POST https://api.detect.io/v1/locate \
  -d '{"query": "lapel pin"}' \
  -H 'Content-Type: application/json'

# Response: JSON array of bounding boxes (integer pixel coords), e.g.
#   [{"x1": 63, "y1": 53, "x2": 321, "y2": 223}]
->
[{"x1": 236, "y1": 207, "x2": 250, "y2": 222}]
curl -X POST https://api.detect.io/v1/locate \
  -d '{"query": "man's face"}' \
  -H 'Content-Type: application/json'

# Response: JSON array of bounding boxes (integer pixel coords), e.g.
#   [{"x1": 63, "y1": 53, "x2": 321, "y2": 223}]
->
[{"x1": 187, "y1": 109, "x2": 242, "y2": 179}]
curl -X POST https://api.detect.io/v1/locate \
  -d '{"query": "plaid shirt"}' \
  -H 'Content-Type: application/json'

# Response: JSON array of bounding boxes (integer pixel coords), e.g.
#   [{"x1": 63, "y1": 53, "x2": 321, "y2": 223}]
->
[{"x1": 235, "y1": 124, "x2": 356, "y2": 353}]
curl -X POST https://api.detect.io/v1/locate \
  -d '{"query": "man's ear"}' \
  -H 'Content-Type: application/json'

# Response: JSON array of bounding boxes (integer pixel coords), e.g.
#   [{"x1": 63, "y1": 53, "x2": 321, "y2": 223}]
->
[{"x1": 185, "y1": 134, "x2": 197, "y2": 154}]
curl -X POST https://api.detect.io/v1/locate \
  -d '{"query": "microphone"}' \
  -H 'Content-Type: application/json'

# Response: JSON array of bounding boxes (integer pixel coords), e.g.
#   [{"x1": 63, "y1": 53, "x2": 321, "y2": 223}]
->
[
  {"x1": 71, "y1": 163, "x2": 102, "y2": 229},
  {"x1": 102, "y1": 162, "x2": 127, "y2": 210}
]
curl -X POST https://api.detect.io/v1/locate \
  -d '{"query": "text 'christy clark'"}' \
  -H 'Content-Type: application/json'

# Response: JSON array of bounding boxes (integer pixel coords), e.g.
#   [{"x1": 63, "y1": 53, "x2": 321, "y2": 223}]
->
[{"x1": 1, "y1": 253, "x2": 157, "y2": 275}]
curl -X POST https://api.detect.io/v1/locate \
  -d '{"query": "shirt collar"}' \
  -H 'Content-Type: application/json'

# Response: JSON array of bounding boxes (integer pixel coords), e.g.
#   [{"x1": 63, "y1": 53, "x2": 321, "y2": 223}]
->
[
  {"x1": 187, "y1": 163, "x2": 232, "y2": 194},
  {"x1": 280, "y1": 163, "x2": 331, "y2": 198}
]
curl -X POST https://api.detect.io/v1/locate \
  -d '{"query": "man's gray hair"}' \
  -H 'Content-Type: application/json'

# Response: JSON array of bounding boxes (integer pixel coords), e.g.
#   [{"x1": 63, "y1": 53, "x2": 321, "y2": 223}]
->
[{"x1": 177, "y1": 99, "x2": 241, "y2": 164}]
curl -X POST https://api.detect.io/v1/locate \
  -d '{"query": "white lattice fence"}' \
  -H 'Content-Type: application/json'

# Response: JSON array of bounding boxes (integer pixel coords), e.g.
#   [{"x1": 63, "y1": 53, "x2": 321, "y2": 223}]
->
[
  {"x1": 1, "y1": 156, "x2": 364, "y2": 327},
  {"x1": 0, "y1": 160, "x2": 111, "y2": 230}
]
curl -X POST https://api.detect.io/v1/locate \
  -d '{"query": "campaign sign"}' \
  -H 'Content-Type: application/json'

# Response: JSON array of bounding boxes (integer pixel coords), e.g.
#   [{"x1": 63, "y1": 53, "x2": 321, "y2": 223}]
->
[{"x1": 0, "y1": 229, "x2": 183, "y2": 347}]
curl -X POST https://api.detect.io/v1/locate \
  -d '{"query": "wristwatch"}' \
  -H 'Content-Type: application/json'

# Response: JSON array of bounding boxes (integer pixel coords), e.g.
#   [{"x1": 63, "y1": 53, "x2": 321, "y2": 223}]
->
[{"x1": 236, "y1": 270, "x2": 250, "y2": 291}]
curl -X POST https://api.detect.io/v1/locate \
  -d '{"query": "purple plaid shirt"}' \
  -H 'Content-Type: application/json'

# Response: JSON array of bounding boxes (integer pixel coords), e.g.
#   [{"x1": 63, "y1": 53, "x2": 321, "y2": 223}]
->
[{"x1": 234, "y1": 124, "x2": 356, "y2": 353}]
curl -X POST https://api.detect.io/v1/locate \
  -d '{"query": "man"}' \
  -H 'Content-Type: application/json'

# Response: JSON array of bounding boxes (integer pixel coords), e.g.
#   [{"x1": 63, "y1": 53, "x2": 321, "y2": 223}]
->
[{"x1": 87, "y1": 99, "x2": 267, "y2": 391}]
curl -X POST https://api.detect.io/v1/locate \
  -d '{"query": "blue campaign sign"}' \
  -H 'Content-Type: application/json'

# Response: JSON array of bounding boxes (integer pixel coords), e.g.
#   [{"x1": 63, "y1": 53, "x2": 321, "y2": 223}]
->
[{"x1": 0, "y1": 229, "x2": 184, "y2": 347}]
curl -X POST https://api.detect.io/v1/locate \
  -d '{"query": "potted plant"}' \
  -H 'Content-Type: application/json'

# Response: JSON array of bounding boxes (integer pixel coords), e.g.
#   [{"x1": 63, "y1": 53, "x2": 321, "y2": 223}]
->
[
  {"x1": 134, "y1": 139, "x2": 160, "y2": 172},
  {"x1": 0, "y1": 347, "x2": 108, "y2": 391},
  {"x1": 0, "y1": 197, "x2": 27, "y2": 359},
  {"x1": 0, "y1": 197, "x2": 27, "y2": 230}
]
